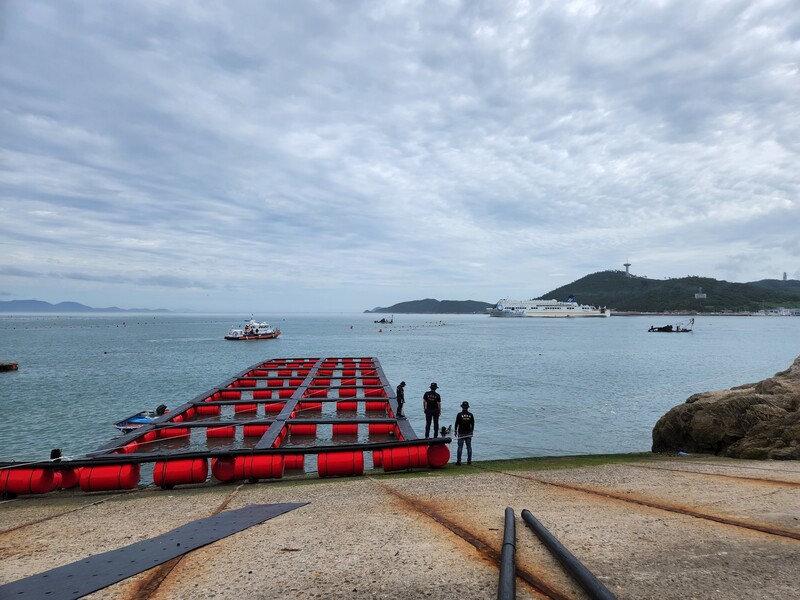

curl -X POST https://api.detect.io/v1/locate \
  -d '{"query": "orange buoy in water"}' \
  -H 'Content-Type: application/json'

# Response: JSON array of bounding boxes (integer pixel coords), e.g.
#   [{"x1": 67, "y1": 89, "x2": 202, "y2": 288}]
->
[
  {"x1": 0, "y1": 467, "x2": 57, "y2": 495},
  {"x1": 153, "y1": 459, "x2": 208, "y2": 489},
  {"x1": 80, "y1": 464, "x2": 140, "y2": 491},
  {"x1": 318, "y1": 451, "x2": 364, "y2": 477}
]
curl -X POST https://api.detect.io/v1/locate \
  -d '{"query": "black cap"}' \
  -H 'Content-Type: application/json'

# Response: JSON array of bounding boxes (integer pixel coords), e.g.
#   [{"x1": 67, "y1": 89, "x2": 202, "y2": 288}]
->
[
  {"x1": 399, "y1": 381, "x2": 405, "y2": 386},
  {"x1": 461, "y1": 401, "x2": 469, "y2": 408},
  {"x1": 430, "y1": 382, "x2": 438, "y2": 389}
]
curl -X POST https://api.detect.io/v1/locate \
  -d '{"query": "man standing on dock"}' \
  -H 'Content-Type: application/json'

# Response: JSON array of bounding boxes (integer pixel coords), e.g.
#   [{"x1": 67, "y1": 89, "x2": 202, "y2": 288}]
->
[
  {"x1": 423, "y1": 382, "x2": 441, "y2": 437},
  {"x1": 454, "y1": 401, "x2": 474, "y2": 465},
  {"x1": 396, "y1": 381, "x2": 406, "y2": 418}
]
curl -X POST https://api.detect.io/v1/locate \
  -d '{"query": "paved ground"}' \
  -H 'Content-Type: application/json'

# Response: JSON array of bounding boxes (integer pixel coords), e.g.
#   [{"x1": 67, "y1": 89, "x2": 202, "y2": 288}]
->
[{"x1": 1, "y1": 454, "x2": 799, "y2": 599}]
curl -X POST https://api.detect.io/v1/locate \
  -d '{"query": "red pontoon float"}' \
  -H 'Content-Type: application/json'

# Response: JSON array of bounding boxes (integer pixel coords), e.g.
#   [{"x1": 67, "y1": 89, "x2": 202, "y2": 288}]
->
[{"x1": 1, "y1": 357, "x2": 451, "y2": 497}]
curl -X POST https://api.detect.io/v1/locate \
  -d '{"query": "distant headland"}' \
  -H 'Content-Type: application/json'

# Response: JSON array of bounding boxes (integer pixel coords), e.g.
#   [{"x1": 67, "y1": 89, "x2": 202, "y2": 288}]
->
[
  {"x1": 0, "y1": 300, "x2": 170, "y2": 313},
  {"x1": 367, "y1": 270, "x2": 800, "y2": 314}
]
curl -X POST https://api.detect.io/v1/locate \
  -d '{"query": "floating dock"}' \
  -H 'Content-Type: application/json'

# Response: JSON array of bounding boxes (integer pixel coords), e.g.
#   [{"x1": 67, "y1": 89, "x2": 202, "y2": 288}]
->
[{"x1": 0, "y1": 357, "x2": 450, "y2": 497}]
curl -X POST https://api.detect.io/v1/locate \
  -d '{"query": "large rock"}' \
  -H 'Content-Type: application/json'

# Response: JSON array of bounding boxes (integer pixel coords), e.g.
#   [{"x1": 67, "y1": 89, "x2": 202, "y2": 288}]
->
[{"x1": 652, "y1": 356, "x2": 800, "y2": 459}]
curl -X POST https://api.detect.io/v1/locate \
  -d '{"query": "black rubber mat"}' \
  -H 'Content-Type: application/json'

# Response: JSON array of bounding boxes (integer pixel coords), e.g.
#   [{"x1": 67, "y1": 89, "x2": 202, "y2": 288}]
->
[{"x1": 0, "y1": 502, "x2": 306, "y2": 599}]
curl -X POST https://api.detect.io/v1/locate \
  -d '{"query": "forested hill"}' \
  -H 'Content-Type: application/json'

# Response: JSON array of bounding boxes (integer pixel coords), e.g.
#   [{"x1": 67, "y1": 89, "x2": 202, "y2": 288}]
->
[
  {"x1": 367, "y1": 299, "x2": 494, "y2": 314},
  {"x1": 367, "y1": 272, "x2": 800, "y2": 314},
  {"x1": 542, "y1": 271, "x2": 800, "y2": 312}
]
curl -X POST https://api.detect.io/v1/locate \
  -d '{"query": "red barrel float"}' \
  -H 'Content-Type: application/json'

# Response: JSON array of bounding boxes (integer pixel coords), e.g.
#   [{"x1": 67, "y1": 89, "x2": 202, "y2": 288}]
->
[
  {"x1": 253, "y1": 390, "x2": 272, "y2": 399},
  {"x1": 57, "y1": 467, "x2": 81, "y2": 489},
  {"x1": 196, "y1": 404, "x2": 221, "y2": 416},
  {"x1": 290, "y1": 423, "x2": 317, "y2": 436},
  {"x1": 318, "y1": 451, "x2": 364, "y2": 477},
  {"x1": 221, "y1": 390, "x2": 241, "y2": 399},
  {"x1": 206, "y1": 425, "x2": 235, "y2": 438},
  {"x1": 0, "y1": 467, "x2": 58, "y2": 495},
  {"x1": 338, "y1": 387, "x2": 357, "y2": 398},
  {"x1": 336, "y1": 401, "x2": 357, "y2": 412},
  {"x1": 365, "y1": 401, "x2": 386, "y2": 412},
  {"x1": 278, "y1": 389, "x2": 295, "y2": 399},
  {"x1": 372, "y1": 450, "x2": 383, "y2": 468},
  {"x1": 284, "y1": 455, "x2": 305, "y2": 470},
  {"x1": 382, "y1": 446, "x2": 429, "y2": 472},
  {"x1": 80, "y1": 464, "x2": 140, "y2": 491},
  {"x1": 368, "y1": 423, "x2": 393, "y2": 434},
  {"x1": 137, "y1": 430, "x2": 159, "y2": 444},
  {"x1": 427, "y1": 444, "x2": 450, "y2": 468},
  {"x1": 211, "y1": 457, "x2": 244, "y2": 482},
  {"x1": 242, "y1": 455, "x2": 284, "y2": 480},
  {"x1": 243, "y1": 424, "x2": 270, "y2": 437},
  {"x1": 264, "y1": 402, "x2": 285, "y2": 413},
  {"x1": 114, "y1": 440, "x2": 139, "y2": 454},
  {"x1": 305, "y1": 388, "x2": 328, "y2": 398},
  {"x1": 234, "y1": 403, "x2": 257, "y2": 414},
  {"x1": 333, "y1": 423, "x2": 358, "y2": 436},
  {"x1": 160, "y1": 426, "x2": 190, "y2": 438},
  {"x1": 153, "y1": 459, "x2": 208, "y2": 489},
  {"x1": 298, "y1": 401, "x2": 322, "y2": 411}
]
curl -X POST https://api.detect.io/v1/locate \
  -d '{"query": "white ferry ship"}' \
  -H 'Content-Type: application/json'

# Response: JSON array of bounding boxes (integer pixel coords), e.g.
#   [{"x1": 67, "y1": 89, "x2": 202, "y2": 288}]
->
[{"x1": 487, "y1": 295, "x2": 611, "y2": 318}]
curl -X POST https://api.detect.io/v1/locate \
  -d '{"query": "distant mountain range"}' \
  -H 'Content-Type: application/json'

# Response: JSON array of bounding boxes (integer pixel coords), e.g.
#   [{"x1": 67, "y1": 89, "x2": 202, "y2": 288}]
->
[
  {"x1": 0, "y1": 300, "x2": 170, "y2": 313},
  {"x1": 367, "y1": 271, "x2": 800, "y2": 314}
]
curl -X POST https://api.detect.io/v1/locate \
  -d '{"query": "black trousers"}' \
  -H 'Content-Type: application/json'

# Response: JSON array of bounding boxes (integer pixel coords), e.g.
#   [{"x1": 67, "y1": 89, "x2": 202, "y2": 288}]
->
[{"x1": 425, "y1": 412, "x2": 440, "y2": 437}]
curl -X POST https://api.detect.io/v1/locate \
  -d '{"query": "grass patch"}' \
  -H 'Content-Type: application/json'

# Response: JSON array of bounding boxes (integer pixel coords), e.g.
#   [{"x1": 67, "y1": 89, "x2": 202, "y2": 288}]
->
[{"x1": 477, "y1": 452, "x2": 657, "y2": 472}]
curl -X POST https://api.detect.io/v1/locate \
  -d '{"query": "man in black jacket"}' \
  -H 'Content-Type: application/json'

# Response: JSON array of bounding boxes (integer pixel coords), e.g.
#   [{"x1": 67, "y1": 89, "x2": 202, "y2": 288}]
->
[
  {"x1": 396, "y1": 381, "x2": 406, "y2": 418},
  {"x1": 423, "y1": 382, "x2": 441, "y2": 437},
  {"x1": 454, "y1": 401, "x2": 474, "y2": 465}
]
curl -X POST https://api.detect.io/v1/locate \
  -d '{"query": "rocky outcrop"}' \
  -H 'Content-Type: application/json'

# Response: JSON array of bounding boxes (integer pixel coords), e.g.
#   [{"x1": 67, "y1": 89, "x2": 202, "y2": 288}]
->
[{"x1": 652, "y1": 356, "x2": 800, "y2": 459}]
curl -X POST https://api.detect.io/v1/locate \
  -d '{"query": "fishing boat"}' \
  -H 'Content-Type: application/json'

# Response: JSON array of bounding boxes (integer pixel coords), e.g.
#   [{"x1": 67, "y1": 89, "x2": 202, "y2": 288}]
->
[
  {"x1": 113, "y1": 405, "x2": 168, "y2": 433},
  {"x1": 224, "y1": 319, "x2": 281, "y2": 340},
  {"x1": 487, "y1": 295, "x2": 611, "y2": 318},
  {"x1": 648, "y1": 318, "x2": 694, "y2": 333},
  {"x1": 374, "y1": 315, "x2": 393, "y2": 324}
]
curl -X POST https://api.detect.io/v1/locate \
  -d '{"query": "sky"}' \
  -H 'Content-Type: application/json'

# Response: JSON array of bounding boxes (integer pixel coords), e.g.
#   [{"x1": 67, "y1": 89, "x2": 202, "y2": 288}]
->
[{"x1": 1, "y1": 1, "x2": 799, "y2": 312}]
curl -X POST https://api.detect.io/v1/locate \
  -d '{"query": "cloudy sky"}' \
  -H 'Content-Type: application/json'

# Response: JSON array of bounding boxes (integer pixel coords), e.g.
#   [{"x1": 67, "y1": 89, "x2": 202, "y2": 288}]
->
[{"x1": 1, "y1": 1, "x2": 798, "y2": 312}]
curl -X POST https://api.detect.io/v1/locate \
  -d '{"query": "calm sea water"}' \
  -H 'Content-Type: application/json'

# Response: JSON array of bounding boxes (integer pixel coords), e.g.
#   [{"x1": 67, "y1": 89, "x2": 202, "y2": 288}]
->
[{"x1": 1, "y1": 313, "x2": 798, "y2": 463}]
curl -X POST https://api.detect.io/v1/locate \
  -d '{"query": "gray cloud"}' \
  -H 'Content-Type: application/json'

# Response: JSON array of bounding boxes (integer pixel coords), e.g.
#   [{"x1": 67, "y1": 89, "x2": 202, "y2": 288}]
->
[{"x1": 1, "y1": 0, "x2": 798, "y2": 310}]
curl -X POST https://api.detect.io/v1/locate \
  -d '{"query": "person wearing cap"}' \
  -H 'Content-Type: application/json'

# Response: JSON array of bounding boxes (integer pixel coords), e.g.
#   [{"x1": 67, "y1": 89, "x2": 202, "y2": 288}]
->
[
  {"x1": 454, "y1": 401, "x2": 475, "y2": 465},
  {"x1": 396, "y1": 381, "x2": 406, "y2": 418},
  {"x1": 422, "y1": 382, "x2": 441, "y2": 438}
]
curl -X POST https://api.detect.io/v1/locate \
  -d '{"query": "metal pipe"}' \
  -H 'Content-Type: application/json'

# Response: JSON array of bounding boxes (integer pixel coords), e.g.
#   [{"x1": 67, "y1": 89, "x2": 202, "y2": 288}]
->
[
  {"x1": 497, "y1": 506, "x2": 516, "y2": 600},
  {"x1": 520, "y1": 509, "x2": 616, "y2": 600}
]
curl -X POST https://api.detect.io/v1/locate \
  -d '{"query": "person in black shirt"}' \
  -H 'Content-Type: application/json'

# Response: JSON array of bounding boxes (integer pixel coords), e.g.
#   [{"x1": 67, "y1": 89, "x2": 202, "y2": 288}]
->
[
  {"x1": 422, "y1": 382, "x2": 441, "y2": 437},
  {"x1": 396, "y1": 381, "x2": 406, "y2": 418},
  {"x1": 454, "y1": 401, "x2": 475, "y2": 465}
]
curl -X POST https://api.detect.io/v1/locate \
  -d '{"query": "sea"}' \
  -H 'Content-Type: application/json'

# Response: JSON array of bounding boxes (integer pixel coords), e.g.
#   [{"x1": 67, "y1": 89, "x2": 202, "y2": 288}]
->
[{"x1": 1, "y1": 313, "x2": 799, "y2": 465}]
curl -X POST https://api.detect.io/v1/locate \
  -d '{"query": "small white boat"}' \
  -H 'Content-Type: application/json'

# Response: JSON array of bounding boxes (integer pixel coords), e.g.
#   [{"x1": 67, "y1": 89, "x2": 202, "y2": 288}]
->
[
  {"x1": 114, "y1": 405, "x2": 168, "y2": 433},
  {"x1": 224, "y1": 318, "x2": 281, "y2": 340},
  {"x1": 487, "y1": 295, "x2": 610, "y2": 318}
]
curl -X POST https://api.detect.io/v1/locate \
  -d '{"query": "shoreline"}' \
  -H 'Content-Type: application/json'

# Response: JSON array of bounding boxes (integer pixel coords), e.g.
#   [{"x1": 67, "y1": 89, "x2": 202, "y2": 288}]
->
[{"x1": 2, "y1": 453, "x2": 798, "y2": 599}]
